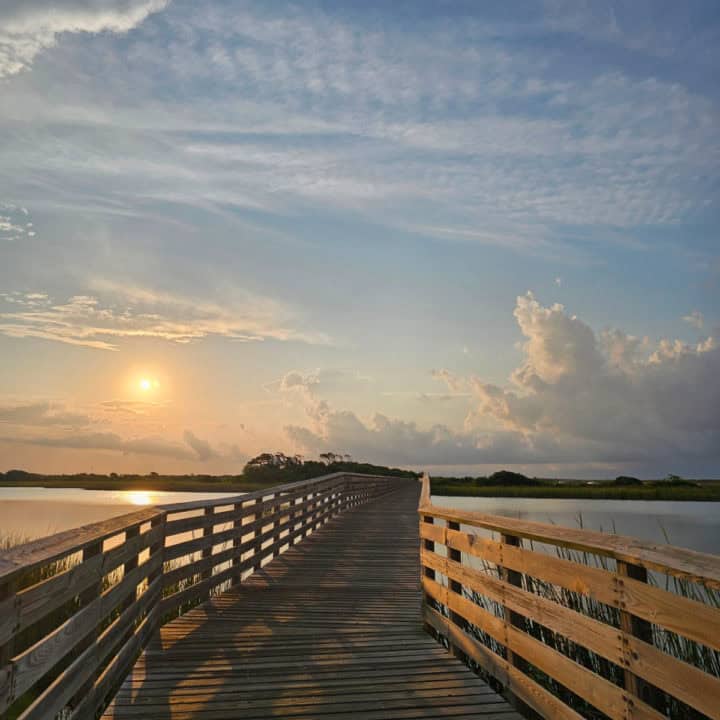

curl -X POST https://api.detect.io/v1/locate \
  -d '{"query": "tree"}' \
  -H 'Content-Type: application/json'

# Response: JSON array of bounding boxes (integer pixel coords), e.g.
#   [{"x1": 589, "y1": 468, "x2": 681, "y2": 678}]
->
[{"x1": 613, "y1": 476, "x2": 642, "y2": 486}]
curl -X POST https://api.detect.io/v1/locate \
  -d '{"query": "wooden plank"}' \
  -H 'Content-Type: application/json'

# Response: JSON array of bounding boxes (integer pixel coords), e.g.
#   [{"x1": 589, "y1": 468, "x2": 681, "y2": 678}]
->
[
  {"x1": 99, "y1": 482, "x2": 520, "y2": 720},
  {"x1": 423, "y1": 604, "x2": 584, "y2": 720},
  {"x1": 421, "y1": 503, "x2": 720, "y2": 589},
  {"x1": 423, "y1": 579, "x2": 666, "y2": 720},
  {"x1": 0, "y1": 508, "x2": 162, "y2": 586},
  {"x1": 422, "y1": 562, "x2": 720, "y2": 719},
  {"x1": 421, "y1": 524, "x2": 720, "y2": 651}
]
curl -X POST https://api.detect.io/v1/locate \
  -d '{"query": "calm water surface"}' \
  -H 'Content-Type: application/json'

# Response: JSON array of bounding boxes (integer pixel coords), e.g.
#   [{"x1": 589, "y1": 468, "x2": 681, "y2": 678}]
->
[
  {"x1": 432, "y1": 495, "x2": 720, "y2": 555},
  {"x1": 1, "y1": 487, "x2": 718, "y2": 555},
  {"x1": 0, "y1": 487, "x2": 240, "y2": 542}
]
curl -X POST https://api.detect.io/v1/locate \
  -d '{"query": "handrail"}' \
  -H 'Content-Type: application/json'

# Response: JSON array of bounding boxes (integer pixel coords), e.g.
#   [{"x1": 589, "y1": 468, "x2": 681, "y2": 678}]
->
[
  {"x1": 419, "y1": 474, "x2": 720, "y2": 719},
  {"x1": 0, "y1": 472, "x2": 410, "y2": 720}
]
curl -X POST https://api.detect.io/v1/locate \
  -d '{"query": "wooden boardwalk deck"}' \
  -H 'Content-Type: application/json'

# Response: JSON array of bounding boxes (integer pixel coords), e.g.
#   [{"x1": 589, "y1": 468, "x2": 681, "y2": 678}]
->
[{"x1": 102, "y1": 483, "x2": 521, "y2": 719}]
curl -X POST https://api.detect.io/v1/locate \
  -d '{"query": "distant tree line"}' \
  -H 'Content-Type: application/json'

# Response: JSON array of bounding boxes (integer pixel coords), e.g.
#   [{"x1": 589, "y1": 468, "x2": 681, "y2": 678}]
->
[{"x1": 242, "y1": 452, "x2": 417, "y2": 484}]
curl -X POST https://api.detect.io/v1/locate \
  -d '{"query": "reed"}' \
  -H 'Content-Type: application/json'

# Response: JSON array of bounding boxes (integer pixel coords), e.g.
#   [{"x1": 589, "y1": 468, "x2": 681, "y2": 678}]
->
[{"x1": 458, "y1": 516, "x2": 720, "y2": 719}]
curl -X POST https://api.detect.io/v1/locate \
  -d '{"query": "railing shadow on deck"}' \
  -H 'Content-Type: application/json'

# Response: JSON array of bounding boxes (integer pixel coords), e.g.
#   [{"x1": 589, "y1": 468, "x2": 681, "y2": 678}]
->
[
  {"x1": 0, "y1": 472, "x2": 412, "y2": 720},
  {"x1": 108, "y1": 484, "x2": 424, "y2": 720},
  {"x1": 418, "y1": 474, "x2": 720, "y2": 720}
]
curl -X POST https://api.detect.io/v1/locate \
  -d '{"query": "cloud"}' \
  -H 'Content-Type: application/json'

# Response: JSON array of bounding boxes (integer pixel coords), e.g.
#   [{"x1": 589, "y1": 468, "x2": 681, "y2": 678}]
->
[
  {"x1": 183, "y1": 430, "x2": 216, "y2": 461},
  {"x1": 0, "y1": 426, "x2": 243, "y2": 462},
  {"x1": 0, "y1": 204, "x2": 35, "y2": 242},
  {"x1": 287, "y1": 293, "x2": 719, "y2": 472},
  {"x1": 0, "y1": 401, "x2": 92, "y2": 427},
  {"x1": 100, "y1": 399, "x2": 164, "y2": 416},
  {"x1": 0, "y1": 0, "x2": 716, "y2": 268},
  {"x1": 0, "y1": 430, "x2": 195, "y2": 460},
  {"x1": 274, "y1": 368, "x2": 371, "y2": 396},
  {"x1": 0, "y1": 0, "x2": 169, "y2": 77},
  {"x1": 0, "y1": 287, "x2": 328, "y2": 350},
  {"x1": 683, "y1": 310, "x2": 704, "y2": 330},
  {"x1": 461, "y1": 293, "x2": 719, "y2": 464}
]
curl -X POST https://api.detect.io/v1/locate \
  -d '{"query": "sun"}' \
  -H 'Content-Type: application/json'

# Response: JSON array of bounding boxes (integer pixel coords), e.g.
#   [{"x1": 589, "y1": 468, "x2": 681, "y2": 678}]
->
[{"x1": 138, "y1": 377, "x2": 159, "y2": 392}]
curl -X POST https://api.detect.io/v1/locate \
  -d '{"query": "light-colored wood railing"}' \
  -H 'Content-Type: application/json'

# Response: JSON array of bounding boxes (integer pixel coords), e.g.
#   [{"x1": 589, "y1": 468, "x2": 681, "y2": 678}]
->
[
  {"x1": 418, "y1": 474, "x2": 720, "y2": 720},
  {"x1": 0, "y1": 472, "x2": 405, "y2": 720}
]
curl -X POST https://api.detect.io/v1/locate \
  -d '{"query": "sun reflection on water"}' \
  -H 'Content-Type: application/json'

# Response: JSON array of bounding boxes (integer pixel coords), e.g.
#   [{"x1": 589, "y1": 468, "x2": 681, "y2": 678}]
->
[{"x1": 126, "y1": 491, "x2": 153, "y2": 506}]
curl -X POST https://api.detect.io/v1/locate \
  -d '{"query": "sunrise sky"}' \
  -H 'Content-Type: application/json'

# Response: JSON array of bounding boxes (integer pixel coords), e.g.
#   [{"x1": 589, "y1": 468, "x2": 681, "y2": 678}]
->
[{"x1": 0, "y1": 1, "x2": 718, "y2": 478}]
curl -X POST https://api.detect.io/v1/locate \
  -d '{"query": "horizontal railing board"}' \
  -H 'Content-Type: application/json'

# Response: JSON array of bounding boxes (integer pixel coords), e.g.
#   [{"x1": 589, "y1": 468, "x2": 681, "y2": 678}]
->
[
  {"x1": 0, "y1": 508, "x2": 162, "y2": 586},
  {"x1": 4, "y1": 551, "x2": 163, "y2": 712},
  {"x1": 163, "y1": 489, "x2": 337, "y2": 562},
  {"x1": 0, "y1": 473, "x2": 408, "y2": 720},
  {"x1": 5, "y1": 523, "x2": 164, "y2": 647},
  {"x1": 157, "y1": 472, "x2": 351, "y2": 512},
  {"x1": 422, "y1": 557, "x2": 720, "y2": 719},
  {"x1": 422, "y1": 604, "x2": 584, "y2": 720},
  {"x1": 423, "y1": 580, "x2": 665, "y2": 720},
  {"x1": 421, "y1": 502, "x2": 720, "y2": 589},
  {"x1": 71, "y1": 603, "x2": 161, "y2": 720},
  {"x1": 420, "y1": 523, "x2": 720, "y2": 652},
  {"x1": 17, "y1": 576, "x2": 162, "y2": 720},
  {"x1": 160, "y1": 492, "x2": 355, "y2": 612},
  {"x1": 419, "y1": 474, "x2": 720, "y2": 720}
]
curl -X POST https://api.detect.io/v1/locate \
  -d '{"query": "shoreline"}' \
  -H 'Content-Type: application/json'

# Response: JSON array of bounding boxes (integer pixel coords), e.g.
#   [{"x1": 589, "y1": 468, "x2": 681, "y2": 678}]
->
[
  {"x1": 432, "y1": 482, "x2": 720, "y2": 501},
  {"x1": 2, "y1": 478, "x2": 719, "y2": 501}
]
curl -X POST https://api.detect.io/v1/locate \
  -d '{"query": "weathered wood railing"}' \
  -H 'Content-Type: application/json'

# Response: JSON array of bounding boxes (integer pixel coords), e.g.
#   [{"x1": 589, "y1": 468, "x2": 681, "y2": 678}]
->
[
  {"x1": 0, "y1": 472, "x2": 404, "y2": 720},
  {"x1": 419, "y1": 475, "x2": 720, "y2": 720}
]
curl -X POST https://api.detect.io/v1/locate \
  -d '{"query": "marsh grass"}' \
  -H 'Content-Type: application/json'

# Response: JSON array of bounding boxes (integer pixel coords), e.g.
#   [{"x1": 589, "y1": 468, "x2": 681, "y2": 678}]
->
[
  {"x1": 432, "y1": 480, "x2": 720, "y2": 501},
  {"x1": 1, "y1": 532, "x2": 138, "y2": 720},
  {"x1": 451, "y1": 517, "x2": 719, "y2": 719}
]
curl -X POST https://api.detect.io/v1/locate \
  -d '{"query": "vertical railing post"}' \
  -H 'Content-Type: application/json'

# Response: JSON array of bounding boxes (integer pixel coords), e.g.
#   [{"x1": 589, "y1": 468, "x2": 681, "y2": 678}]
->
[
  {"x1": 617, "y1": 561, "x2": 662, "y2": 711},
  {"x1": 421, "y1": 512, "x2": 437, "y2": 639},
  {"x1": 270, "y1": 493, "x2": 283, "y2": 559},
  {"x1": 304, "y1": 491, "x2": 314, "y2": 537},
  {"x1": 201, "y1": 507, "x2": 213, "y2": 601},
  {"x1": 232, "y1": 501, "x2": 243, "y2": 584},
  {"x1": 0, "y1": 577, "x2": 17, "y2": 713},
  {"x1": 499, "y1": 532, "x2": 531, "y2": 715},
  {"x1": 253, "y1": 498, "x2": 264, "y2": 570},
  {"x1": 447, "y1": 520, "x2": 467, "y2": 662},
  {"x1": 69, "y1": 540, "x2": 104, "y2": 711},
  {"x1": 121, "y1": 525, "x2": 140, "y2": 612}
]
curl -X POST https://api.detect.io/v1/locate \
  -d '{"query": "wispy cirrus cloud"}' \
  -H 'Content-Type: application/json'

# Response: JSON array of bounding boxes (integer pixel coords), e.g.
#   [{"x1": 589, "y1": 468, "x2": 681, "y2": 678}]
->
[
  {"x1": 1, "y1": 1, "x2": 717, "y2": 261},
  {"x1": 0, "y1": 286, "x2": 329, "y2": 350}
]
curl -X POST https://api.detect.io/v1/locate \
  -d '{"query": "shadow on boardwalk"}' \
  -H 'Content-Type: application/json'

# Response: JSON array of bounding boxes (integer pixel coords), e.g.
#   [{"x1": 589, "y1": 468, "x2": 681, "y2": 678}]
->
[{"x1": 104, "y1": 486, "x2": 520, "y2": 719}]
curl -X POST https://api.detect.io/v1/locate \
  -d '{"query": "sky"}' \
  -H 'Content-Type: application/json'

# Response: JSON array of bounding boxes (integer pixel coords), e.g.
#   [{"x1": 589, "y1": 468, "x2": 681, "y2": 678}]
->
[{"x1": 0, "y1": 0, "x2": 718, "y2": 478}]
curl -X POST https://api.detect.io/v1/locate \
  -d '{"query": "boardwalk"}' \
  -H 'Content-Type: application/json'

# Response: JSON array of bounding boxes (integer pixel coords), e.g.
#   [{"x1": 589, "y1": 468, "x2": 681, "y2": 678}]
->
[{"x1": 102, "y1": 483, "x2": 520, "y2": 719}]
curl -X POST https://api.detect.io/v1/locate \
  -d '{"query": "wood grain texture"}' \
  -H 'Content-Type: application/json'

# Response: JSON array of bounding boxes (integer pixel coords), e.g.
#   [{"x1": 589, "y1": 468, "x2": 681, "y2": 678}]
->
[
  {"x1": 419, "y1": 476, "x2": 720, "y2": 588},
  {"x1": 419, "y1": 485, "x2": 720, "y2": 720},
  {"x1": 102, "y1": 483, "x2": 521, "y2": 720}
]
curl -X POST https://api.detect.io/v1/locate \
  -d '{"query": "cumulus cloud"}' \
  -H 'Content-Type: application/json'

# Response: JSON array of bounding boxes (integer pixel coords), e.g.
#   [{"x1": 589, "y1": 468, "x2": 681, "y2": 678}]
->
[
  {"x1": 0, "y1": 0, "x2": 169, "y2": 77},
  {"x1": 287, "y1": 293, "x2": 719, "y2": 472},
  {"x1": 286, "y1": 408, "x2": 571, "y2": 467},
  {"x1": 683, "y1": 310, "x2": 704, "y2": 330},
  {"x1": 0, "y1": 287, "x2": 328, "y2": 350},
  {"x1": 459, "y1": 293, "x2": 719, "y2": 464}
]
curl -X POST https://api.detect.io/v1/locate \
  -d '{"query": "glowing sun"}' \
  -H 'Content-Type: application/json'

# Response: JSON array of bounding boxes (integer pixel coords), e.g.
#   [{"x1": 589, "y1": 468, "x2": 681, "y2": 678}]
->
[{"x1": 139, "y1": 377, "x2": 159, "y2": 392}]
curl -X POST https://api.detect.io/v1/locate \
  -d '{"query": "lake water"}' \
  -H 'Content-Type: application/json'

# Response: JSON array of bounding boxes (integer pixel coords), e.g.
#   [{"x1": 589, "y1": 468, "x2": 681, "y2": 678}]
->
[
  {"x1": 432, "y1": 495, "x2": 720, "y2": 555},
  {"x1": 0, "y1": 487, "x2": 240, "y2": 543},
  {"x1": 1, "y1": 487, "x2": 718, "y2": 556}
]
